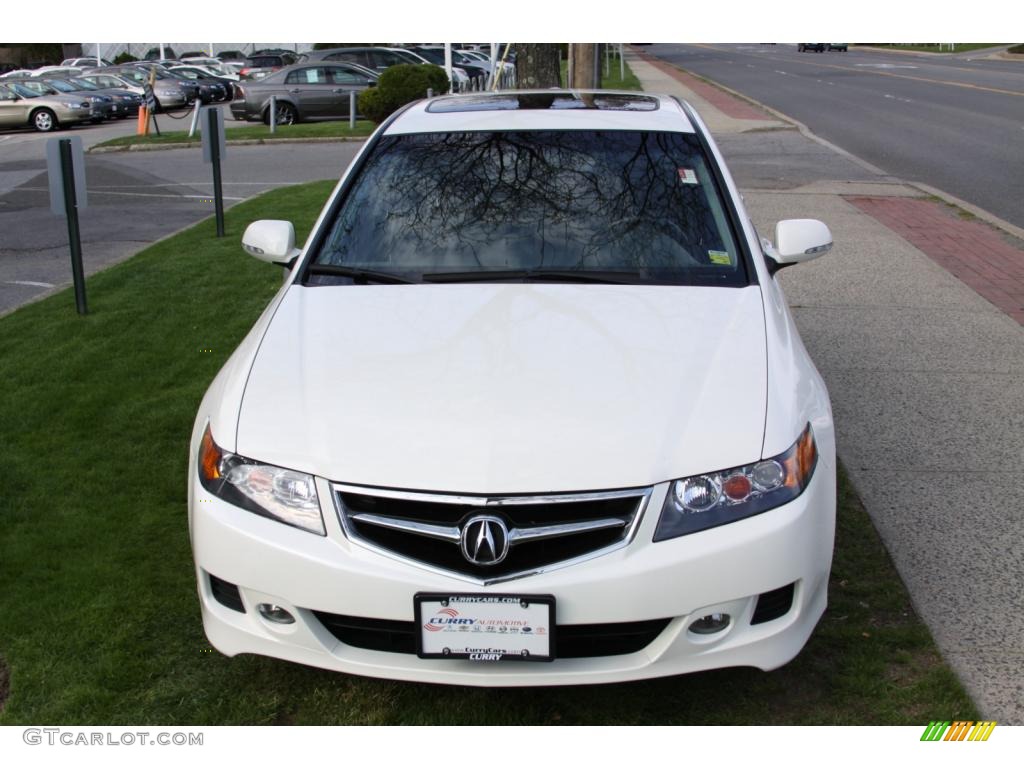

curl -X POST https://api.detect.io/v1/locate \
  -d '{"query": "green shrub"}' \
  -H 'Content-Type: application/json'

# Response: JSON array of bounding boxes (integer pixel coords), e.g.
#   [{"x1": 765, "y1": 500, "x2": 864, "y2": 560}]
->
[
  {"x1": 358, "y1": 64, "x2": 450, "y2": 124},
  {"x1": 113, "y1": 51, "x2": 136, "y2": 64},
  {"x1": 1008, "y1": 44, "x2": 1024, "y2": 54}
]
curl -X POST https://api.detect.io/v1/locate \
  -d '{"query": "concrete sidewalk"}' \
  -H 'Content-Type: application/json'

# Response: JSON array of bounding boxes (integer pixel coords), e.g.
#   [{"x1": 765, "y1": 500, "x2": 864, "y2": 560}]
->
[{"x1": 626, "y1": 52, "x2": 1024, "y2": 723}]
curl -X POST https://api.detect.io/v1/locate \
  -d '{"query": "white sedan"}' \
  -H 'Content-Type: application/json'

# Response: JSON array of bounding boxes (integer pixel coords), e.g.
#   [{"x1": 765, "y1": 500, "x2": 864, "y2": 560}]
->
[{"x1": 189, "y1": 90, "x2": 836, "y2": 685}]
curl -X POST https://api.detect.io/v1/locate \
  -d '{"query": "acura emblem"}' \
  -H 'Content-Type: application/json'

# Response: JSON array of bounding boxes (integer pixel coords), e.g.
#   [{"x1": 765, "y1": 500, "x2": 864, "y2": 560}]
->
[{"x1": 460, "y1": 515, "x2": 509, "y2": 566}]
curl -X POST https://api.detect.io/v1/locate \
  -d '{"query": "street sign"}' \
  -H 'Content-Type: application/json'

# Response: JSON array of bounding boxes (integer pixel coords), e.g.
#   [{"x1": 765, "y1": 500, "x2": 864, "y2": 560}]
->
[
  {"x1": 201, "y1": 106, "x2": 227, "y2": 237},
  {"x1": 45, "y1": 136, "x2": 89, "y2": 314},
  {"x1": 201, "y1": 106, "x2": 226, "y2": 164},
  {"x1": 46, "y1": 135, "x2": 87, "y2": 216}
]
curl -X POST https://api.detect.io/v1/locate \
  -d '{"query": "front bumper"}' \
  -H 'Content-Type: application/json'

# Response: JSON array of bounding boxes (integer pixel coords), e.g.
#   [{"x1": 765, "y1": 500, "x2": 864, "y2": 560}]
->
[
  {"x1": 189, "y1": 462, "x2": 835, "y2": 686},
  {"x1": 54, "y1": 105, "x2": 94, "y2": 125}
]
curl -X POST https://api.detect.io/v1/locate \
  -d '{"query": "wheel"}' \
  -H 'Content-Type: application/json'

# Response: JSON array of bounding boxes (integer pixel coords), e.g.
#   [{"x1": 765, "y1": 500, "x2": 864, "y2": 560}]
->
[
  {"x1": 264, "y1": 101, "x2": 297, "y2": 126},
  {"x1": 31, "y1": 108, "x2": 58, "y2": 132}
]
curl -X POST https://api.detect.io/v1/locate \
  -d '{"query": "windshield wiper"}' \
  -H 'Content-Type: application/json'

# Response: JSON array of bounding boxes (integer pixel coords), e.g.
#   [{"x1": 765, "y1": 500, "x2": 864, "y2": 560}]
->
[
  {"x1": 421, "y1": 269, "x2": 641, "y2": 284},
  {"x1": 307, "y1": 264, "x2": 419, "y2": 284}
]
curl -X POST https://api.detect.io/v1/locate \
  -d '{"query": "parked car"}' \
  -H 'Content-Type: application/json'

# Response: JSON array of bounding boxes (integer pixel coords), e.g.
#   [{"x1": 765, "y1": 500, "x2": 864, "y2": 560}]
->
[
  {"x1": 165, "y1": 66, "x2": 230, "y2": 102},
  {"x1": 0, "y1": 81, "x2": 92, "y2": 132},
  {"x1": 230, "y1": 62, "x2": 377, "y2": 124},
  {"x1": 797, "y1": 44, "x2": 827, "y2": 52},
  {"x1": 61, "y1": 57, "x2": 115, "y2": 68},
  {"x1": 172, "y1": 65, "x2": 238, "y2": 99},
  {"x1": 215, "y1": 50, "x2": 248, "y2": 70},
  {"x1": 189, "y1": 90, "x2": 837, "y2": 685},
  {"x1": 102, "y1": 66, "x2": 194, "y2": 109},
  {"x1": 65, "y1": 76, "x2": 144, "y2": 116},
  {"x1": 180, "y1": 58, "x2": 240, "y2": 80},
  {"x1": 826, "y1": 44, "x2": 849, "y2": 52},
  {"x1": 144, "y1": 47, "x2": 177, "y2": 61},
  {"x1": 10, "y1": 78, "x2": 114, "y2": 122},
  {"x1": 308, "y1": 46, "x2": 443, "y2": 76},
  {"x1": 77, "y1": 72, "x2": 148, "y2": 99},
  {"x1": 238, "y1": 52, "x2": 299, "y2": 81}
]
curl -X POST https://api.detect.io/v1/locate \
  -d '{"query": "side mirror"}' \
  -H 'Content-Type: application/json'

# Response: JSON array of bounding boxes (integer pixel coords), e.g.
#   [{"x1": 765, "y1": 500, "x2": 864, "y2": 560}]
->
[
  {"x1": 767, "y1": 219, "x2": 832, "y2": 273},
  {"x1": 242, "y1": 219, "x2": 300, "y2": 265}
]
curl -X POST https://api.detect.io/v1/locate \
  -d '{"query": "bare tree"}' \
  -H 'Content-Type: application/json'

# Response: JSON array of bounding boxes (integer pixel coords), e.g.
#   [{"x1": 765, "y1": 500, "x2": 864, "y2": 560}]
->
[{"x1": 512, "y1": 44, "x2": 562, "y2": 89}]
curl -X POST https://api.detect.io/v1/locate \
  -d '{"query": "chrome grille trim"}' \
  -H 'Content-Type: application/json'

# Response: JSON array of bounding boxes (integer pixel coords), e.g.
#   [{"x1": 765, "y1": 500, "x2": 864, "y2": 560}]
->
[{"x1": 331, "y1": 483, "x2": 653, "y2": 586}]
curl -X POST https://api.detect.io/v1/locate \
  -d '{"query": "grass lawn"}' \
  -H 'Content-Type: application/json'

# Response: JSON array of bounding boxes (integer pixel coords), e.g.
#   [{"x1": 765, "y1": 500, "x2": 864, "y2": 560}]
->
[
  {"x1": 0, "y1": 180, "x2": 977, "y2": 725},
  {"x1": 91, "y1": 119, "x2": 376, "y2": 150}
]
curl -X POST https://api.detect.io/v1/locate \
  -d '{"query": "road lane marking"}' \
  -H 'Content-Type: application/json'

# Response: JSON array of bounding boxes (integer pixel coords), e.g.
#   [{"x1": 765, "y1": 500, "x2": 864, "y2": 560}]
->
[
  {"x1": 6, "y1": 280, "x2": 54, "y2": 288},
  {"x1": 689, "y1": 43, "x2": 1024, "y2": 97}
]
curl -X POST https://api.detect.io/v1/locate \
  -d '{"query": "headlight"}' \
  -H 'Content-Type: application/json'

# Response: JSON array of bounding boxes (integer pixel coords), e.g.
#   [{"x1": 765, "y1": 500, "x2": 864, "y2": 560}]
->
[
  {"x1": 198, "y1": 424, "x2": 325, "y2": 535},
  {"x1": 60, "y1": 100, "x2": 85, "y2": 108},
  {"x1": 654, "y1": 424, "x2": 817, "y2": 541}
]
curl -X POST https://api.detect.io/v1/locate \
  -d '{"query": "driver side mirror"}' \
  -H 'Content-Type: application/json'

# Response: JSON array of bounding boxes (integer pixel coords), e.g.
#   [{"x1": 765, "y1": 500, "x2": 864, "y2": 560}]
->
[{"x1": 242, "y1": 220, "x2": 301, "y2": 266}]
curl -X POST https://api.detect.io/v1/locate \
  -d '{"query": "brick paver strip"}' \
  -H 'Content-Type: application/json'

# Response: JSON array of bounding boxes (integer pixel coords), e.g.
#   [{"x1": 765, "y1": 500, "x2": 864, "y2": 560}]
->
[
  {"x1": 846, "y1": 196, "x2": 1024, "y2": 325},
  {"x1": 632, "y1": 50, "x2": 771, "y2": 120}
]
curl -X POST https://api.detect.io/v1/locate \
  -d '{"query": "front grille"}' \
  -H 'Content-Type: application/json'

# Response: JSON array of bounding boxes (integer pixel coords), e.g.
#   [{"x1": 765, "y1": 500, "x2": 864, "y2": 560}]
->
[
  {"x1": 312, "y1": 611, "x2": 671, "y2": 659},
  {"x1": 750, "y1": 583, "x2": 795, "y2": 625},
  {"x1": 334, "y1": 485, "x2": 650, "y2": 583}
]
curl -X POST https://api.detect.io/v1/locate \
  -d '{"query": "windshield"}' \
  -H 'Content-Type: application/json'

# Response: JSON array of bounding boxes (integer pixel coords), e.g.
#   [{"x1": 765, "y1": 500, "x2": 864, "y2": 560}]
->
[
  {"x1": 11, "y1": 82, "x2": 52, "y2": 97},
  {"x1": 68, "y1": 78, "x2": 100, "y2": 90},
  {"x1": 312, "y1": 130, "x2": 746, "y2": 286},
  {"x1": 45, "y1": 79, "x2": 78, "y2": 92}
]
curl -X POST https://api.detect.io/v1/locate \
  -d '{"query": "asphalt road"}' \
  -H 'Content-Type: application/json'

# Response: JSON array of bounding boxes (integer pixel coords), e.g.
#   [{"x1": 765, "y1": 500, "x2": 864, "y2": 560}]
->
[
  {"x1": 644, "y1": 44, "x2": 1024, "y2": 229},
  {"x1": 0, "y1": 110, "x2": 359, "y2": 315}
]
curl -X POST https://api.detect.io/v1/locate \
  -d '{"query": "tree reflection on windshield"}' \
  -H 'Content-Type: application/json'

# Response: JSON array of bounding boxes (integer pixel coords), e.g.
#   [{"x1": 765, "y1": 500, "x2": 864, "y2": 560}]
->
[{"x1": 317, "y1": 129, "x2": 745, "y2": 284}]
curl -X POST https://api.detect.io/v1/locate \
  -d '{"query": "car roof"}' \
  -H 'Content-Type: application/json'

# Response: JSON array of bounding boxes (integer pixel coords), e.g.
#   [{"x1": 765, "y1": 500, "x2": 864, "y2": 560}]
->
[{"x1": 385, "y1": 91, "x2": 695, "y2": 135}]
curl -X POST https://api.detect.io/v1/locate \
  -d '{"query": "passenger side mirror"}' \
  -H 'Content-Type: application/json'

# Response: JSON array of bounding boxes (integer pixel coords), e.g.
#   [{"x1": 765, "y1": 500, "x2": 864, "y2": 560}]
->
[
  {"x1": 242, "y1": 219, "x2": 300, "y2": 265},
  {"x1": 767, "y1": 219, "x2": 832, "y2": 273}
]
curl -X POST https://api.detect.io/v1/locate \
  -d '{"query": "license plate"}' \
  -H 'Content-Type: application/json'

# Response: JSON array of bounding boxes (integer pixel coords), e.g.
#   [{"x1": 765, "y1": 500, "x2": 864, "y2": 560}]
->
[{"x1": 415, "y1": 593, "x2": 555, "y2": 662}]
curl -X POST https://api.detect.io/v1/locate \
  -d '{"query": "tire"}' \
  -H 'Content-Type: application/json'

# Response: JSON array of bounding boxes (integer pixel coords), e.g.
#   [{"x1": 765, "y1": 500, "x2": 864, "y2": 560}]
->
[
  {"x1": 31, "y1": 108, "x2": 58, "y2": 132},
  {"x1": 263, "y1": 101, "x2": 297, "y2": 126}
]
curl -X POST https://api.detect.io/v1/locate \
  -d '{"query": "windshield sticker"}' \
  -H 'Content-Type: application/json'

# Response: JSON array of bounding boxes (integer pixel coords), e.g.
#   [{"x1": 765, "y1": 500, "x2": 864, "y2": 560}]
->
[
  {"x1": 708, "y1": 250, "x2": 732, "y2": 265},
  {"x1": 677, "y1": 168, "x2": 699, "y2": 185}
]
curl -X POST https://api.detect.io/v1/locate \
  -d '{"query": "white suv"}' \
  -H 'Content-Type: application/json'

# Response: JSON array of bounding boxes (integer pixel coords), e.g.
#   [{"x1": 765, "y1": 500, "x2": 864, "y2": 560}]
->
[{"x1": 189, "y1": 90, "x2": 836, "y2": 685}]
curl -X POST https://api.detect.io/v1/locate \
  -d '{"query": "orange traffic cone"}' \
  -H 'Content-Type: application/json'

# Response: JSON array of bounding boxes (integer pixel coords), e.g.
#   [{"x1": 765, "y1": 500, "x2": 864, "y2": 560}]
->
[{"x1": 136, "y1": 105, "x2": 149, "y2": 136}]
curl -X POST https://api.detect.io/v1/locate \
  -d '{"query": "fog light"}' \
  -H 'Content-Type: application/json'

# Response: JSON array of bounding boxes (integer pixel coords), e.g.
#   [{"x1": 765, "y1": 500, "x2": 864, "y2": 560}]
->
[
  {"x1": 689, "y1": 612, "x2": 730, "y2": 635},
  {"x1": 257, "y1": 603, "x2": 295, "y2": 625}
]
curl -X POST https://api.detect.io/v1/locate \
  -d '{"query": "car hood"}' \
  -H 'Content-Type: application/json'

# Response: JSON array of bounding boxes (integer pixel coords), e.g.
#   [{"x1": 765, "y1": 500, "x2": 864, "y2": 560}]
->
[{"x1": 236, "y1": 283, "x2": 768, "y2": 494}]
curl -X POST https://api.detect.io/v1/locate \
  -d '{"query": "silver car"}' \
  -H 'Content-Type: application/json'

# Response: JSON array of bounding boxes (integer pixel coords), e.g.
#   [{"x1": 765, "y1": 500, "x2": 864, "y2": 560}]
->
[
  {"x1": 230, "y1": 62, "x2": 377, "y2": 124},
  {"x1": 0, "y1": 82, "x2": 91, "y2": 132}
]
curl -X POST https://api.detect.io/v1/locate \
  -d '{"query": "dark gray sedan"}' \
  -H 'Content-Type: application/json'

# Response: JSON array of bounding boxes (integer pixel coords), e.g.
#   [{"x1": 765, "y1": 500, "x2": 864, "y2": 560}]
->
[{"x1": 230, "y1": 62, "x2": 377, "y2": 124}]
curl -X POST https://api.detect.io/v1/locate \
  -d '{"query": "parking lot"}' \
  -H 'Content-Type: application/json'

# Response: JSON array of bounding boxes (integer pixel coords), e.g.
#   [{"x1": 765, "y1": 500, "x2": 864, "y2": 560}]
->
[{"x1": 0, "y1": 106, "x2": 360, "y2": 315}]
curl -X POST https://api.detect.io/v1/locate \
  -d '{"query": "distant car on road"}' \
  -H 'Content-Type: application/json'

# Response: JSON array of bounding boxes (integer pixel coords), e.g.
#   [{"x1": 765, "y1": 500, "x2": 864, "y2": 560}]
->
[
  {"x1": 231, "y1": 62, "x2": 377, "y2": 124},
  {"x1": 826, "y1": 44, "x2": 848, "y2": 52},
  {"x1": 797, "y1": 44, "x2": 826, "y2": 53}
]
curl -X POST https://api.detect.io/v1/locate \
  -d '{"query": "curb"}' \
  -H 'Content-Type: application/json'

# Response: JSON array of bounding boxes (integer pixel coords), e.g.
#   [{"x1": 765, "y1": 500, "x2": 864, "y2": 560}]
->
[
  {"x1": 664, "y1": 62, "x2": 1024, "y2": 242},
  {"x1": 88, "y1": 135, "x2": 369, "y2": 154}
]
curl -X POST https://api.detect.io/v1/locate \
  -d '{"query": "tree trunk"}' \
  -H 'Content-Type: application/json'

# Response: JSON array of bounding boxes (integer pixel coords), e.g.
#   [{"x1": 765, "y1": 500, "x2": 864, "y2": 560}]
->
[
  {"x1": 512, "y1": 44, "x2": 561, "y2": 89},
  {"x1": 570, "y1": 44, "x2": 599, "y2": 89}
]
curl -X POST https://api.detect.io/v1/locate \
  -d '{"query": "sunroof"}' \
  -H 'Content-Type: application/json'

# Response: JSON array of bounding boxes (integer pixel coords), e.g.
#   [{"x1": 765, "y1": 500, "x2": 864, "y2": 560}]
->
[{"x1": 427, "y1": 93, "x2": 660, "y2": 113}]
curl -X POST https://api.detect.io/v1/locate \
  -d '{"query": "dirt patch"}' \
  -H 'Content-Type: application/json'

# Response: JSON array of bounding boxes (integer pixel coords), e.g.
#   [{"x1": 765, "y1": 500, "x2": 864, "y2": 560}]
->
[{"x1": 0, "y1": 655, "x2": 9, "y2": 713}]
